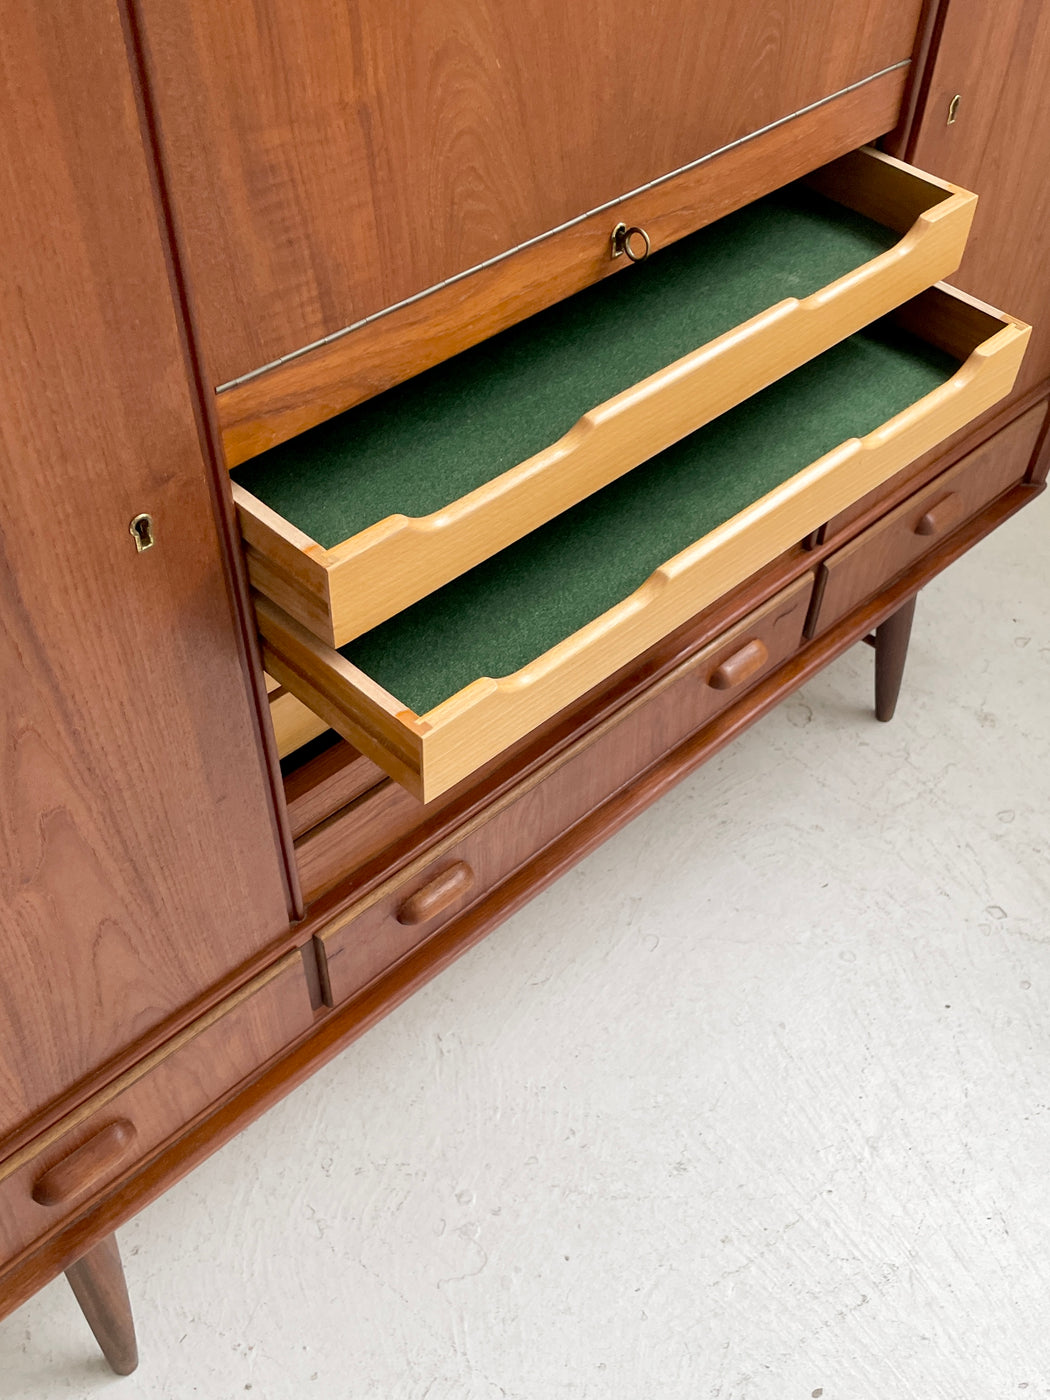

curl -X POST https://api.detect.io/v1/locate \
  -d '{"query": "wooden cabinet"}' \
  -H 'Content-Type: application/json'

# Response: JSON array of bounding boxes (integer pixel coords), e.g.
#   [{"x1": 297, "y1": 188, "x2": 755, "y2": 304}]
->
[
  {"x1": 0, "y1": 953, "x2": 314, "y2": 1270},
  {"x1": 0, "y1": 1, "x2": 297, "y2": 1156},
  {"x1": 897, "y1": 0, "x2": 1050, "y2": 397},
  {"x1": 320, "y1": 574, "x2": 814, "y2": 1004},
  {"x1": 808, "y1": 404, "x2": 1046, "y2": 636},
  {"x1": 1, "y1": 0, "x2": 1047, "y2": 1378},
  {"x1": 136, "y1": 0, "x2": 926, "y2": 391}
]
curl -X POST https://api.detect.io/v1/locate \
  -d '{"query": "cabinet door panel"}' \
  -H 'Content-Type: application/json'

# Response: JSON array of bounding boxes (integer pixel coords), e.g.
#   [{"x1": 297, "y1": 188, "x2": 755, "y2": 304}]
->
[
  {"x1": 0, "y1": 3, "x2": 289, "y2": 1144},
  {"x1": 137, "y1": 0, "x2": 926, "y2": 387},
  {"x1": 902, "y1": 0, "x2": 1050, "y2": 395}
]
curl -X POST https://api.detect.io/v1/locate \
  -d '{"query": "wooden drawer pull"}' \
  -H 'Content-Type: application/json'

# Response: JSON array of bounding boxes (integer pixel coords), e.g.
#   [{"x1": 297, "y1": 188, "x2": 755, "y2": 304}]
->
[
  {"x1": 708, "y1": 638, "x2": 770, "y2": 690},
  {"x1": 32, "y1": 1119, "x2": 138, "y2": 1207},
  {"x1": 915, "y1": 491, "x2": 964, "y2": 537},
  {"x1": 396, "y1": 861, "x2": 475, "y2": 925}
]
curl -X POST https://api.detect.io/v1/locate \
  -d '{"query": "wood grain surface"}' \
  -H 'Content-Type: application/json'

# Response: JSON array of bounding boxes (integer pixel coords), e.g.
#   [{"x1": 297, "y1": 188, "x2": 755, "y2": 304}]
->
[
  {"x1": 900, "y1": 0, "x2": 1050, "y2": 397},
  {"x1": 234, "y1": 148, "x2": 976, "y2": 648},
  {"x1": 285, "y1": 388, "x2": 1048, "y2": 902},
  {"x1": 64, "y1": 1234, "x2": 138, "y2": 1375},
  {"x1": 872, "y1": 593, "x2": 918, "y2": 721},
  {"x1": 133, "y1": 0, "x2": 924, "y2": 391},
  {"x1": 295, "y1": 576, "x2": 816, "y2": 905},
  {"x1": 215, "y1": 69, "x2": 909, "y2": 465},
  {"x1": 809, "y1": 403, "x2": 1044, "y2": 635},
  {"x1": 1, "y1": 0, "x2": 1044, "y2": 1355},
  {"x1": 256, "y1": 287, "x2": 1028, "y2": 804},
  {"x1": 4, "y1": 462, "x2": 1041, "y2": 1329},
  {"x1": 0, "y1": 1, "x2": 290, "y2": 1150},
  {"x1": 317, "y1": 575, "x2": 814, "y2": 971},
  {"x1": 283, "y1": 744, "x2": 387, "y2": 842},
  {"x1": 0, "y1": 954, "x2": 313, "y2": 1276},
  {"x1": 821, "y1": 389, "x2": 1050, "y2": 542},
  {"x1": 267, "y1": 685, "x2": 331, "y2": 760}
]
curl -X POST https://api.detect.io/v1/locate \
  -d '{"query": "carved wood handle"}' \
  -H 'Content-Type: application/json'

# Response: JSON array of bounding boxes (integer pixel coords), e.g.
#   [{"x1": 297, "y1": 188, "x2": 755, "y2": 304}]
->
[
  {"x1": 32, "y1": 1120, "x2": 138, "y2": 1207},
  {"x1": 708, "y1": 638, "x2": 769, "y2": 690},
  {"x1": 914, "y1": 491, "x2": 964, "y2": 537},
  {"x1": 396, "y1": 861, "x2": 475, "y2": 925}
]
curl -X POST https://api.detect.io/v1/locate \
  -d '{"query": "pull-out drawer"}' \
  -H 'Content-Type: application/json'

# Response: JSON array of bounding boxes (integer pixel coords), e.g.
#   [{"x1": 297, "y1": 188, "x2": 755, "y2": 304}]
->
[
  {"x1": 265, "y1": 673, "x2": 330, "y2": 760},
  {"x1": 808, "y1": 402, "x2": 1046, "y2": 637},
  {"x1": 259, "y1": 286, "x2": 1028, "y2": 804},
  {"x1": 233, "y1": 149, "x2": 975, "y2": 647},
  {"x1": 320, "y1": 573, "x2": 813, "y2": 1003},
  {"x1": 0, "y1": 953, "x2": 315, "y2": 1269}
]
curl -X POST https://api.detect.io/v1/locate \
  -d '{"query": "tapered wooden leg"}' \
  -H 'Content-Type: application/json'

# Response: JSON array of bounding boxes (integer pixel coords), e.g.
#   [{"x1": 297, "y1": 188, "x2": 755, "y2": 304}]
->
[
  {"x1": 874, "y1": 593, "x2": 918, "y2": 723},
  {"x1": 64, "y1": 1232, "x2": 139, "y2": 1375}
]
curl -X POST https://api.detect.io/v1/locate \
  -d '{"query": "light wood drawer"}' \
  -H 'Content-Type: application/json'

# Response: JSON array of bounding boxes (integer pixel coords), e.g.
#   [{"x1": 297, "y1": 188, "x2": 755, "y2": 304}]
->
[
  {"x1": 265, "y1": 673, "x2": 330, "y2": 760},
  {"x1": 319, "y1": 572, "x2": 813, "y2": 992},
  {"x1": 0, "y1": 953, "x2": 314, "y2": 1268},
  {"x1": 809, "y1": 403, "x2": 1045, "y2": 637},
  {"x1": 258, "y1": 285, "x2": 1028, "y2": 804},
  {"x1": 233, "y1": 148, "x2": 975, "y2": 648}
]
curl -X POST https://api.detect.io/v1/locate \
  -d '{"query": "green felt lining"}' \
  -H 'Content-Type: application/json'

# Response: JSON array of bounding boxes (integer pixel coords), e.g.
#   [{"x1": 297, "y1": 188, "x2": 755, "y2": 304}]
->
[
  {"x1": 340, "y1": 323, "x2": 960, "y2": 715},
  {"x1": 232, "y1": 187, "x2": 904, "y2": 547}
]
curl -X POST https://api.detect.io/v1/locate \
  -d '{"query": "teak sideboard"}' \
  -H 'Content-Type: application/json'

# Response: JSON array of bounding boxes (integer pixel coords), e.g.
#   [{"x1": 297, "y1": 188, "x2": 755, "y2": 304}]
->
[{"x1": 1, "y1": 0, "x2": 1047, "y2": 1377}]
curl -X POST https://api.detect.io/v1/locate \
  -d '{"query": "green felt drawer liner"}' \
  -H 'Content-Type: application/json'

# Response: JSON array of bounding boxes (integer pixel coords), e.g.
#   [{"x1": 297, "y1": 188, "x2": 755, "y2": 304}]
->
[
  {"x1": 340, "y1": 323, "x2": 958, "y2": 715},
  {"x1": 231, "y1": 186, "x2": 899, "y2": 548}
]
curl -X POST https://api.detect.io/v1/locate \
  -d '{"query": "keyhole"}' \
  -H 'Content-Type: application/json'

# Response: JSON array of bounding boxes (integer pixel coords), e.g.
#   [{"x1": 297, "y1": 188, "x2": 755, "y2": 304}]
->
[{"x1": 129, "y1": 513, "x2": 155, "y2": 552}]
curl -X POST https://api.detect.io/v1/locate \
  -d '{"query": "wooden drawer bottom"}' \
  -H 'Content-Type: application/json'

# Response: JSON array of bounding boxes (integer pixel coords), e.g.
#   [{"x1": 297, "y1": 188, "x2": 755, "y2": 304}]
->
[
  {"x1": 809, "y1": 404, "x2": 1045, "y2": 636},
  {"x1": 0, "y1": 953, "x2": 315, "y2": 1269},
  {"x1": 320, "y1": 574, "x2": 813, "y2": 1003}
]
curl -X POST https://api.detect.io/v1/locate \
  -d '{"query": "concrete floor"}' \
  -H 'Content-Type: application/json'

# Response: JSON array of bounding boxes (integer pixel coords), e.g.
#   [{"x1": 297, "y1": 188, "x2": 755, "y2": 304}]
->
[{"x1": 2, "y1": 496, "x2": 1048, "y2": 1399}]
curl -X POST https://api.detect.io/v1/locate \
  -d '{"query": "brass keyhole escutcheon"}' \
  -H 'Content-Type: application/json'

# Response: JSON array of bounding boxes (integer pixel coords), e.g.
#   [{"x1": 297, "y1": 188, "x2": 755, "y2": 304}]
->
[
  {"x1": 611, "y1": 222, "x2": 651, "y2": 263},
  {"x1": 129, "y1": 513, "x2": 155, "y2": 553}
]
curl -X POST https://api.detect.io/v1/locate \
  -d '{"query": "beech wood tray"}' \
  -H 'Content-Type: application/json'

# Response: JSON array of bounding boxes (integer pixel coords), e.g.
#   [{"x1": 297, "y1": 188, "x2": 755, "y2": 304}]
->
[
  {"x1": 234, "y1": 148, "x2": 977, "y2": 648},
  {"x1": 256, "y1": 284, "x2": 1029, "y2": 803}
]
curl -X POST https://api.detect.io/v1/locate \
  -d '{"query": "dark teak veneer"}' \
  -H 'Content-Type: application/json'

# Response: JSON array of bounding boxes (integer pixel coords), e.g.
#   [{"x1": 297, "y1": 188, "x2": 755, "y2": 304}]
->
[{"x1": 0, "y1": 0, "x2": 1047, "y2": 1377}]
